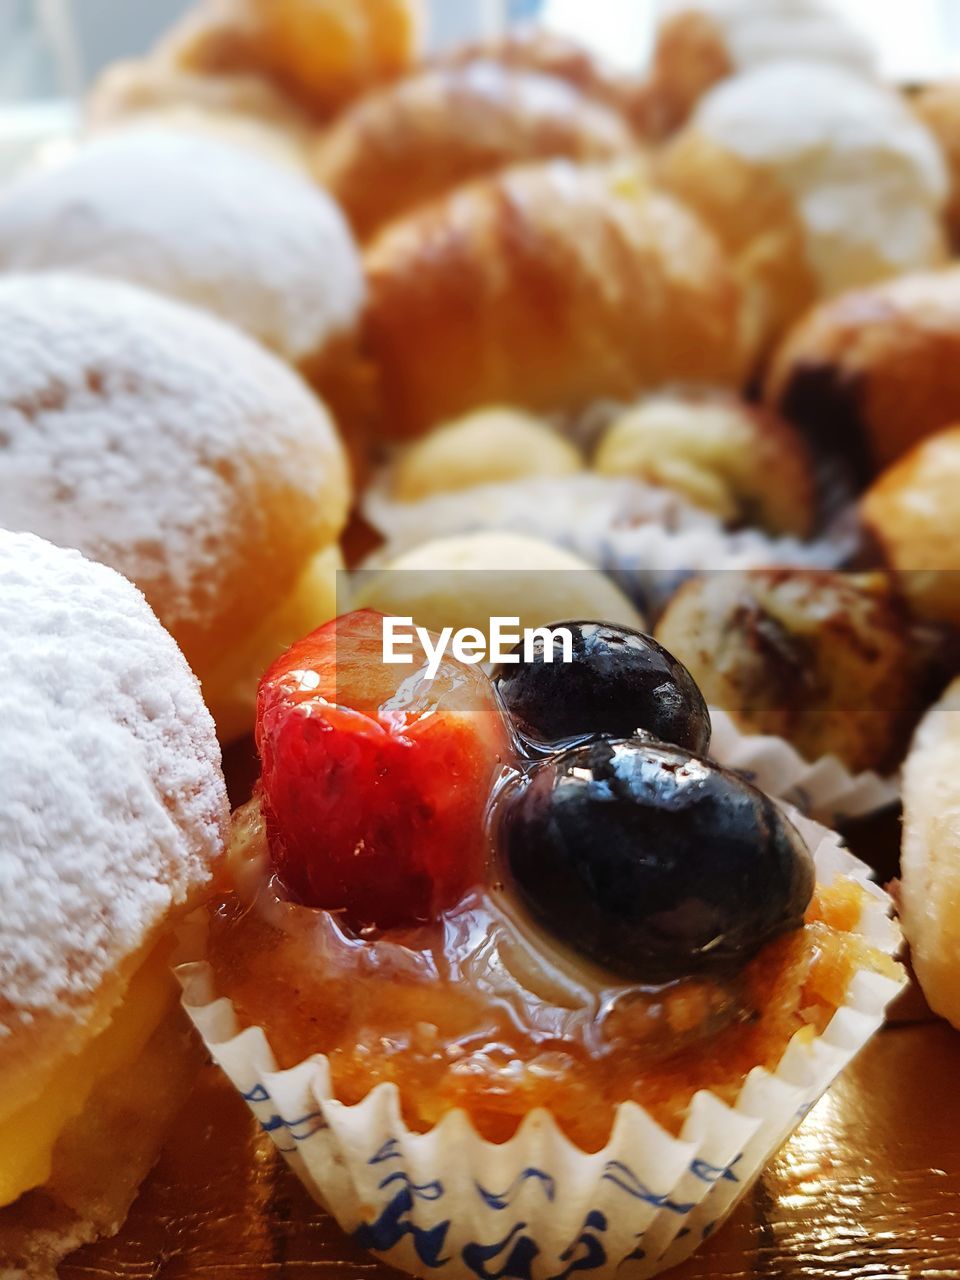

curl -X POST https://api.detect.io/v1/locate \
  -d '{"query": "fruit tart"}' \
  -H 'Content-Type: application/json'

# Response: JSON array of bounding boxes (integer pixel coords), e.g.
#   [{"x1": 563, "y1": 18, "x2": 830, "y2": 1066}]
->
[{"x1": 180, "y1": 610, "x2": 904, "y2": 1279}]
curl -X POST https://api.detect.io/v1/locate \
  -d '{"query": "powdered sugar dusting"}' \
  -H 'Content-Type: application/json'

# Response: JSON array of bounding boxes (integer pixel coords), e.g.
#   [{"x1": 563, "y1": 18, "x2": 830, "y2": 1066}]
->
[
  {"x1": 0, "y1": 128, "x2": 365, "y2": 363},
  {"x1": 0, "y1": 531, "x2": 227, "y2": 1029},
  {"x1": 0, "y1": 273, "x2": 349, "y2": 633}
]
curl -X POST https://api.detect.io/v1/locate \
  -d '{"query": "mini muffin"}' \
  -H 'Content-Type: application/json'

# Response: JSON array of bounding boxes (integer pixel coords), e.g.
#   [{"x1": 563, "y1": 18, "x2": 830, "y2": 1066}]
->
[
  {"x1": 659, "y1": 63, "x2": 948, "y2": 351},
  {"x1": 0, "y1": 129, "x2": 365, "y2": 420},
  {"x1": 313, "y1": 60, "x2": 637, "y2": 240},
  {"x1": 655, "y1": 568, "x2": 919, "y2": 774},
  {"x1": 646, "y1": 0, "x2": 876, "y2": 137},
  {"x1": 363, "y1": 159, "x2": 757, "y2": 439},
  {"x1": 354, "y1": 530, "x2": 643, "y2": 636},
  {"x1": 390, "y1": 408, "x2": 582, "y2": 503},
  {"x1": 900, "y1": 676, "x2": 960, "y2": 1028},
  {"x1": 768, "y1": 268, "x2": 960, "y2": 481},
  {"x1": 180, "y1": 609, "x2": 903, "y2": 1278},
  {"x1": 0, "y1": 273, "x2": 350, "y2": 741},
  {"x1": 861, "y1": 424, "x2": 960, "y2": 629},
  {"x1": 594, "y1": 390, "x2": 815, "y2": 537},
  {"x1": 86, "y1": 58, "x2": 319, "y2": 170},
  {"x1": 167, "y1": 0, "x2": 422, "y2": 117},
  {"x1": 0, "y1": 531, "x2": 228, "y2": 1275}
]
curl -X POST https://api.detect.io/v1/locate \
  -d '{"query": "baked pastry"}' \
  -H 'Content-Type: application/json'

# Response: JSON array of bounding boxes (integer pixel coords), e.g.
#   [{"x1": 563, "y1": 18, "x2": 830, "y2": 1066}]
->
[
  {"x1": 900, "y1": 676, "x2": 960, "y2": 1028},
  {"x1": 593, "y1": 389, "x2": 815, "y2": 537},
  {"x1": 768, "y1": 268, "x2": 960, "y2": 482},
  {"x1": 646, "y1": 0, "x2": 877, "y2": 138},
  {"x1": 313, "y1": 60, "x2": 637, "y2": 240},
  {"x1": 0, "y1": 128, "x2": 365, "y2": 418},
  {"x1": 0, "y1": 530, "x2": 227, "y2": 1275},
  {"x1": 180, "y1": 609, "x2": 902, "y2": 1277},
  {"x1": 655, "y1": 568, "x2": 919, "y2": 774},
  {"x1": 354, "y1": 530, "x2": 643, "y2": 635},
  {"x1": 363, "y1": 160, "x2": 757, "y2": 439},
  {"x1": 390, "y1": 408, "x2": 582, "y2": 503},
  {"x1": 86, "y1": 58, "x2": 319, "y2": 170},
  {"x1": 914, "y1": 80, "x2": 960, "y2": 249},
  {"x1": 166, "y1": 0, "x2": 422, "y2": 117},
  {"x1": 434, "y1": 25, "x2": 646, "y2": 131},
  {"x1": 659, "y1": 63, "x2": 948, "y2": 351},
  {"x1": 0, "y1": 273, "x2": 350, "y2": 741},
  {"x1": 861, "y1": 425, "x2": 960, "y2": 628}
]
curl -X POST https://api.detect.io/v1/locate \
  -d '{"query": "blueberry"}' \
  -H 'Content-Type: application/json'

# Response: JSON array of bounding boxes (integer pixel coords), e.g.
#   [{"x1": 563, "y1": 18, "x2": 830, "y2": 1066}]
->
[
  {"x1": 498, "y1": 739, "x2": 814, "y2": 983},
  {"x1": 492, "y1": 621, "x2": 711, "y2": 754}
]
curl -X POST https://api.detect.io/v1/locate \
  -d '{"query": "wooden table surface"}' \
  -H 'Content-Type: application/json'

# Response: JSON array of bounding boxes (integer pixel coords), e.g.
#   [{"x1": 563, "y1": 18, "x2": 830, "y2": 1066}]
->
[{"x1": 60, "y1": 754, "x2": 960, "y2": 1279}]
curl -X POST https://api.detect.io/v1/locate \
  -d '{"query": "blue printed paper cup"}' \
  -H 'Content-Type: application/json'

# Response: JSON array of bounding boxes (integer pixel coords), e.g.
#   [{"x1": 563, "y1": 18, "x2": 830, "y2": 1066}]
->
[{"x1": 176, "y1": 810, "x2": 904, "y2": 1280}]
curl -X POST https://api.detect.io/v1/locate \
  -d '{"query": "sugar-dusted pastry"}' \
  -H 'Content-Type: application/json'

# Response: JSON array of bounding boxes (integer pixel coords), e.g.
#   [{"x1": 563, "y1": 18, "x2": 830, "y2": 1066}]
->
[
  {"x1": 0, "y1": 531, "x2": 228, "y2": 1275},
  {"x1": 179, "y1": 608, "x2": 903, "y2": 1278},
  {"x1": 646, "y1": 0, "x2": 876, "y2": 137},
  {"x1": 0, "y1": 129, "x2": 365, "y2": 417},
  {"x1": 354, "y1": 530, "x2": 643, "y2": 635},
  {"x1": 655, "y1": 568, "x2": 920, "y2": 774},
  {"x1": 86, "y1": 58, "x2": 318, "y2": 170},
  {"x1": 313, "y1": 60, "x2": 637, "y2": 240},
  {"x1": 363, "y1": 160, "x2": 757, "y2": 439},
  {"x1": 594, "y1": 389, "x2": 815, "y2": 537},
  {"x1": 768, "y1": 268, "x2": 960, "y2": 481},
  {"x1": 0, "y1": 273, "x2": 350, "y2": 740},
  {"x1": 167, "y1": 0, "x2": 422, "y2": 117},
  {"x1": 861, "y1": 425, "x2": 960, "y2": 628},
  {"x1": 900, "y1": 676, "x2": 960, "y2": 1029},
  {"x1": 659, "y1": 63, "x2": 948, "y2": 350},
  {"x1": 390, "y1": 408, "x2": 583, "y2": 503}
]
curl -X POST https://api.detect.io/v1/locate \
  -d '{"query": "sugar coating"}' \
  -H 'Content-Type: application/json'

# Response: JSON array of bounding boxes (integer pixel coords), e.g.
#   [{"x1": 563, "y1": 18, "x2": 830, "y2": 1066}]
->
[
  {"x1": 0, "y1": 128, "x2": 365, "y2": 363},
  {"x1": 664, "y1": 0, "x2": 876, "y2": 75},
  {"x1": 694, "y1": 61, "x2": 948, "y2": 290},
  {"x1": 0, "y1": 531, "x2": 227, "y2": 1029},
  {"x1": 0, "y1": 273, "x2": 349, "y2": 634}
]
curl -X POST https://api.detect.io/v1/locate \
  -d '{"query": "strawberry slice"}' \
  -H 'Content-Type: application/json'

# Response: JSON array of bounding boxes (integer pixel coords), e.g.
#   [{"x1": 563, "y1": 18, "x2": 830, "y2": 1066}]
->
[{"x1": 256, "y1": 611, "x2": 511, "y2": 929}]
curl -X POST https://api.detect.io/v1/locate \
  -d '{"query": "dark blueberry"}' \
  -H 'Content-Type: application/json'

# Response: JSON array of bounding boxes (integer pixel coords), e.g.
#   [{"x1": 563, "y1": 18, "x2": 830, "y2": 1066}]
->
[
  {"x1": 492, "y1": 621, "x2": 711, "y2": 754},
  {"x1": 498, "y1": 739, "x2": 814, "y2": 983}
]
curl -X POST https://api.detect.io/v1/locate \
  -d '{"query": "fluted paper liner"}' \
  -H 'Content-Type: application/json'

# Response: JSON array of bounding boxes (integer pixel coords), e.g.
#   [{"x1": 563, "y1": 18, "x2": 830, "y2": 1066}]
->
[
  {"x1": 363, "y1": 473, "x2": 852, "y2": 580},
  {"x1": 709, "y1": 708, "x2": 899, "y2": 823},
  {"x1": 177, "y1": 807, "x2": 903, "y2": 1280}
]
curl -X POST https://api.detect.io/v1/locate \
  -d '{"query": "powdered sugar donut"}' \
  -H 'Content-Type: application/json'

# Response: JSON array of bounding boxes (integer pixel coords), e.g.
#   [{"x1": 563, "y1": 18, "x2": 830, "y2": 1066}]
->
[
  {"x1": 0, "y1": 129, "x2": 365, "y2": 415},
  {"x1": 0, "y1": 530, "x2": 228, "y2": 1272},
  {"x1": 659, "y1": 62, "x2": 948, "y2": 349},
  {"x1": 0, "y1": 273, "x2": 351, "y2": 739}
]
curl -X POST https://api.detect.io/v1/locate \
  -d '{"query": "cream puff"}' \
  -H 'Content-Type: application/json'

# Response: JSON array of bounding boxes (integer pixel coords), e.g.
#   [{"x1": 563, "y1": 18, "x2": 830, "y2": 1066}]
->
[
  {"x1": 659, "y1": 62, "x2": 948, "y2": 351},
  {"x1": 646, "y1": 0, "x2": 877, "y2": 137},
  {"x1": 0, "y1": 272, "x2": 350, "y2": 741},
  {"x1": 354, "y1": 531, "x2": 644, "y2": 636},
  {"x1": 593, "y1": 390, "x2": 816, "y2": 537},
  {"x1": 0, "y1": 530, "x2": 228, "y2": 1274}
]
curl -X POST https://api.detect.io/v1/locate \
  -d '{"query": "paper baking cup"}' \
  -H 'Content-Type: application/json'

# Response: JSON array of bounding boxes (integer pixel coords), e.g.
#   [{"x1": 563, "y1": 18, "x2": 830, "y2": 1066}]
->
[
  {"x1": 363, "y1": 473, "x2": 852, "y2": 589},
  {"x1": 709, "y1": 708, "x2": 899, "y2": 823},
  {"x1": 177, "y1": 812, "x2": 903, "y2": 1280}
]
